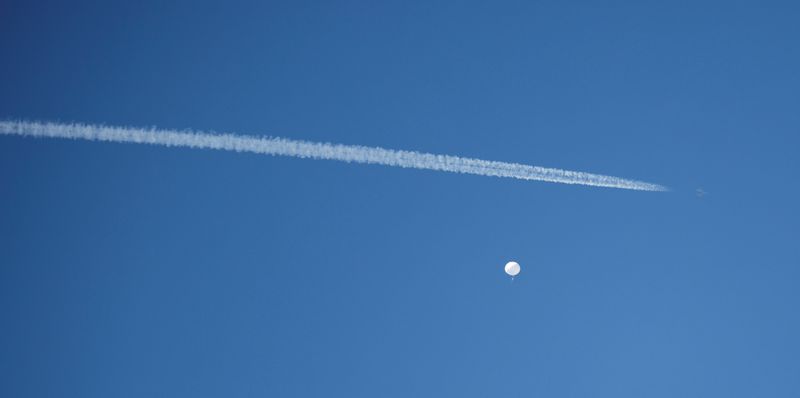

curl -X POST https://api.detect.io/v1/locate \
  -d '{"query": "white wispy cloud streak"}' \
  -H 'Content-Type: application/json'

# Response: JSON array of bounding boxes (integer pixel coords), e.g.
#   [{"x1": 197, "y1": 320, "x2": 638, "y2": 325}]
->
[{"x1": 0, "y1": 120, "x2": 666, "y2": 191}]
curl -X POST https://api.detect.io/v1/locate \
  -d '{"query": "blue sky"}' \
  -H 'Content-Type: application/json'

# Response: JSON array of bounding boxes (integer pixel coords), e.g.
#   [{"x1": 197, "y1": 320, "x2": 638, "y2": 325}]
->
[{"x1": 1, "y1": 1, "x2": 799, "y2": 396}]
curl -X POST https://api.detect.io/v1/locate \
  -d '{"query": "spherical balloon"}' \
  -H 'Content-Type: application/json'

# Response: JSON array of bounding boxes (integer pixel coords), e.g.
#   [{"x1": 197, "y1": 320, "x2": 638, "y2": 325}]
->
[{"x1": 504, "y1": 261, "x2": 521, "y2": 277}]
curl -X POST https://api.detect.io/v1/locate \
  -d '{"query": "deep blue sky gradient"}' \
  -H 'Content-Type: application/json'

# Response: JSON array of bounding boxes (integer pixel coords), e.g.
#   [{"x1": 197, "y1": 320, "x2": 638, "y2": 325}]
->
[{"x1": 1, "y1": 1, "x2": 799, "y2": 396}]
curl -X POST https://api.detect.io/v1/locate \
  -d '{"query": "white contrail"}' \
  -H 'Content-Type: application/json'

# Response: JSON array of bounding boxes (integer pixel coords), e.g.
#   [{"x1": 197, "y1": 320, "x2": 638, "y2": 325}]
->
[{"x1": 0, "y1": 120, "x2": 667, "y2": 191}]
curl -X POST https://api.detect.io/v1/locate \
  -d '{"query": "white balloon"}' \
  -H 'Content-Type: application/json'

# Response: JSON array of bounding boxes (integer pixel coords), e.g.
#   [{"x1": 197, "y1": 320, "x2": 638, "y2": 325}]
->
[{"x1": 504, "y1": 261, "x2": 521, "y2": 277}]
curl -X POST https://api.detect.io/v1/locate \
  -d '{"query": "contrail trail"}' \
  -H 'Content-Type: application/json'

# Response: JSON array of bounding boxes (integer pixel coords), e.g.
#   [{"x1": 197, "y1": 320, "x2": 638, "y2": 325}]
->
[{"x1": 0, "y1": 120, "x2": 667, "y2": 191}]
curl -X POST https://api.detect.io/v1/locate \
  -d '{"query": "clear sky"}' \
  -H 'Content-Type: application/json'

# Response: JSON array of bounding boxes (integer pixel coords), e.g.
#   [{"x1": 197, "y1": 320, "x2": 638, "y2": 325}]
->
[{"x1": 1, "y1": 1, "x2": 799, "y2": 396}]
